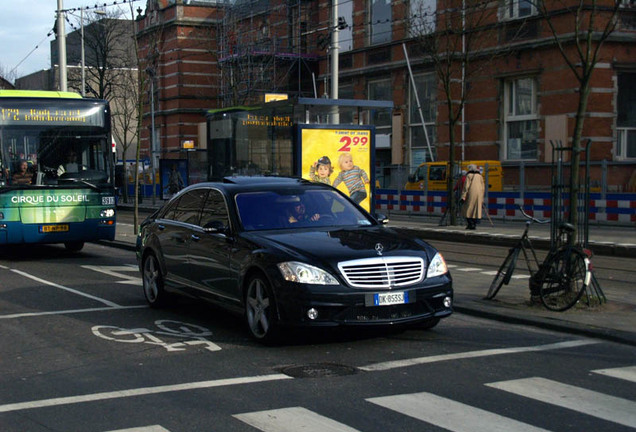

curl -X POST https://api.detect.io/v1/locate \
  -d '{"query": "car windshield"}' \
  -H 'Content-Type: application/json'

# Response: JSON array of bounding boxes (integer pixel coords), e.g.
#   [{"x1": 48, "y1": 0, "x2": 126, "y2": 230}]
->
[{"x1": 235, "y1": 189, "x2": 373, "y2": 231}]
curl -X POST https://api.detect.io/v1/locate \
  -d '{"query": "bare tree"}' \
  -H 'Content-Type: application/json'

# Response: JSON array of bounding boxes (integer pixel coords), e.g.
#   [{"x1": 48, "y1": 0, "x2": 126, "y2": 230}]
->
[
  {"x1": 534, "y1": 0, "x2": 621, "y2": 240},
  {"x1": 0, "y1": 64, "x2": 17, "y2": 88},
  {"x1": 410, "y1": 1, "x2": 512, "y2": 225},
  {"x1": 110, "y1": 66, "x2": 140, "y2": 203}
]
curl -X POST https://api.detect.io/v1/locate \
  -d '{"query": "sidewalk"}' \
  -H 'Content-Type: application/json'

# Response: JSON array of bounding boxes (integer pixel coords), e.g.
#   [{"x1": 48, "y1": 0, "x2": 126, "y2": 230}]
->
[{"x1": 105, "y1": 204, "x2": 636, "y2": 347}]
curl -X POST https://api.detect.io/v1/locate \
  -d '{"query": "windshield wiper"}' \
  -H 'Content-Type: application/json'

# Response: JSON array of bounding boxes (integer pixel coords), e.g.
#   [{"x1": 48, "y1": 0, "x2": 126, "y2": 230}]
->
[{"x1": 59, "y1": 178, "x2": 99, "y2": 190}]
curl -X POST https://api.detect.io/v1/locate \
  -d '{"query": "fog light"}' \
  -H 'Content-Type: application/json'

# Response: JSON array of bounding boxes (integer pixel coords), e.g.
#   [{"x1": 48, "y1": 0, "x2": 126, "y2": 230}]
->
[
  {"x1": 307, "y1": 308, "x2": 319, "y2": 320},
  {"x1": 443, "y1": 296, "x2": 452, "y2": 308}
]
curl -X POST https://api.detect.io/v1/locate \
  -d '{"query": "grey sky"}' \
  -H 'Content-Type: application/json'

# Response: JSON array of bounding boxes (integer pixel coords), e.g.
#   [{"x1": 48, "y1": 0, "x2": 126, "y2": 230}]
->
[{"x1": 0, "y1": 0, "x2": 135, "y2": 81}]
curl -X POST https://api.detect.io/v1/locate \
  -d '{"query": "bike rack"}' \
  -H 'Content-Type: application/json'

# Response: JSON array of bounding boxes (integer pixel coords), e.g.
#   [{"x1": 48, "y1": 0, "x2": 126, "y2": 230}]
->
[{"x1": 549, "y1": 140, "x2": 606, "y2": 306}]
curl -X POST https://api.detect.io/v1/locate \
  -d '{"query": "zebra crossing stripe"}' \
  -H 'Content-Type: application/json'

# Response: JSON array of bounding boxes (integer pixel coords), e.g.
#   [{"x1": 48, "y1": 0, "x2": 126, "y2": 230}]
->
[
  {"x1": 367, "y1": 392, "x2": 549, "y2": 432},
  {"x1": 234, "y1": 407, "x2": 360, "y2": 432},
  {"x1": 592, "y1": 365, "x2": 636, "y2": 383},
  {"x1": 454, "y1": 267, "x2": 483, "y2": 272},
  {"x1": 486, "y1": 377, "x2": 636, "y2": 428}
]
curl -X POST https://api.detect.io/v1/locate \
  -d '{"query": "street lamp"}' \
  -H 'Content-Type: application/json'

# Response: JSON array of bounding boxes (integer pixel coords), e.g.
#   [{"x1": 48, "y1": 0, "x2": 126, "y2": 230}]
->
[{"x1": 80, "y1": 9, "x2": 106, "y2": 96}]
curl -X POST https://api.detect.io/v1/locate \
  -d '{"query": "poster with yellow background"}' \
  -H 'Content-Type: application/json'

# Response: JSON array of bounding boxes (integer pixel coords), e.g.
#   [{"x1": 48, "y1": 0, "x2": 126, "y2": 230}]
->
[{"x1": 300, "y1": 127, "x2": 372, "y2": 212}]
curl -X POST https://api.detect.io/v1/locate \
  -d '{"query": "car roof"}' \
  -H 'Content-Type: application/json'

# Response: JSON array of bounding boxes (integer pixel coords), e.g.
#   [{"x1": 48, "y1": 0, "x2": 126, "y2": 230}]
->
[{"x1": 182, "y1": 176, "x2": 332, "y2": 195}]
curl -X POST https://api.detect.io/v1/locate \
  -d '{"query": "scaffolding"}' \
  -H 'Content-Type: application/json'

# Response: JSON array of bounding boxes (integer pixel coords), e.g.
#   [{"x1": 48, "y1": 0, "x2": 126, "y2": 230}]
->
[{"x1": 218, "y1": 0, "x2": 320, "y2": 107}]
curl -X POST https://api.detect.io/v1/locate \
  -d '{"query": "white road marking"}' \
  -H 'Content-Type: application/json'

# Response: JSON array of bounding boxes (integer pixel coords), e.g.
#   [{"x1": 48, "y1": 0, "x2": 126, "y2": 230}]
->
[
  {"x1": 0, "y1": 374, "x2": 292, "y2": 414},
  {"x1": 0, "y1": 305, "x2": 147, "y2": 320},
  {"x1": 82, "y1": 265, "x2": 142, "y2": 285},
  {"x1": 486, "y1": 377, "x2": 636, "y2": 427},
  {"x1": 511, "y1": 274, "x2": 530, "y2": 279},
  {"x1": 454, "y1": 267, "x2": 483, "y2": 272},
  {"x1": 481, "y1": 270, "x2": 498, "y2": 276},
  {"x1": 106, "y1": 427, "x2": 170, "y2": 432},
  {"x1": 592, "y1": 365, "x2": 636, "y2": 383},
  {"x1": 234, "y1": 407, "x2": 361, "y2": 432},
  {"x1": 359, "y1": 340, "x2": 599, "y2": 372},
  {"x1": 368, "y1": 392, "x2": 549, "y2": 432},
  {"x1": 9, "y1": 269, "x2": 120, "y2": 307}
]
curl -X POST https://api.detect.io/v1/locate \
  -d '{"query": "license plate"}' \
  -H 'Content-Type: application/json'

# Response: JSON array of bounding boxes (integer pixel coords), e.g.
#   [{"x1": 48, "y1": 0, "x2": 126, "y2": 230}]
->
[
  {"x1": 374, "y1": 291, "x2": 408, "y2": 306},
  {"x1": 40, "y1": 224, "x2": 69, "y2": 233}
]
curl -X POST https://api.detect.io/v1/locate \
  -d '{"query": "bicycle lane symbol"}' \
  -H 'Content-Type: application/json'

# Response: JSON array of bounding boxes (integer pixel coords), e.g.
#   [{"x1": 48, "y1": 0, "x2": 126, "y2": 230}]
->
[{"x1": 91, "y1": 320, "x2": 222, "y2": 352}]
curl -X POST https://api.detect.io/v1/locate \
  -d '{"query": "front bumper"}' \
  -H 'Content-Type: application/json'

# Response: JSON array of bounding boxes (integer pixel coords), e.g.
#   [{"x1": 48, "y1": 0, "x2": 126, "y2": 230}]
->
[{"x1": 272, "y1": 276, "x2": 453, "y2": 328}]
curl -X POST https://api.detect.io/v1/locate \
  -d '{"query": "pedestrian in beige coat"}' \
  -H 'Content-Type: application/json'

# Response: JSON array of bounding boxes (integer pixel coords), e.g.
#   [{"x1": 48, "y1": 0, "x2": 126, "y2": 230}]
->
[{"x1": 460, "y1": 164, "x2": 485, "y2": 230}]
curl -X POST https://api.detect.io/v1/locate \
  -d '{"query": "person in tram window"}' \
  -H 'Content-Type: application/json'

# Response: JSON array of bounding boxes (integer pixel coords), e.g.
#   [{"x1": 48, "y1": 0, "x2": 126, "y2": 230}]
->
[
  {"x1": 57, "y1": 150, "x2": 82, "y2": 177},
  {"x1": 12, "y1": 160, "x2": 33, "y2": 185}
]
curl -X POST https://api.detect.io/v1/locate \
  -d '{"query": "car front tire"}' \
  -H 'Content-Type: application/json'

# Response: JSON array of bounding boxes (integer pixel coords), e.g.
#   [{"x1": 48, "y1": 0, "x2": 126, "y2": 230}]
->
[
  {"x1": 245, "y1": 274, "x2": 279, "y2": 343},
  {"x1": 143, "y1": 253, "x2": 168, "y2": 308}
]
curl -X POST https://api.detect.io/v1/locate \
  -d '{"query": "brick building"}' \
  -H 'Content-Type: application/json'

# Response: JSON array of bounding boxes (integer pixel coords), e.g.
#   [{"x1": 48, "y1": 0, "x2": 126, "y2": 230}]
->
[{"x1": 136, "y1": 0, "x2": 636, "y2": 191}]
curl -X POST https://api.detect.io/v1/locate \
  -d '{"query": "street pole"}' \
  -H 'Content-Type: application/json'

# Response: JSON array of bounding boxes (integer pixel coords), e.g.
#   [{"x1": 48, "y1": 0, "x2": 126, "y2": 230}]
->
[
  {"x1": 57, "y1": 0, "x2": 67, "y2": 91},
  {"x1": 80, "y1": 8, "x2": 85, "y2": 96},
  {"x1": 147, "y1": 68, "x2": 157, "y2": 205},
  {"x1": 330, "y1": 0, "x2": 339, "y2": 123}
]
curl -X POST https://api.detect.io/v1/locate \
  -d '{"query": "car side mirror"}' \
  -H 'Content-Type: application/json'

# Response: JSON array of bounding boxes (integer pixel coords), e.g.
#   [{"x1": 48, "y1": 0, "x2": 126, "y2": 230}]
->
[{"x1": 375, "y1": 213, "x2": 389, "y2": 225}]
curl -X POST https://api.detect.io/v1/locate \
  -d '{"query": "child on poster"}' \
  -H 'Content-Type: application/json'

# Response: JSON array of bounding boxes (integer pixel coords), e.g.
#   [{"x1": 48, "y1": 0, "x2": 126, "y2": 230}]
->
[
  {"x1": 332, "y1": 152, "x2": 369, "y2": 204},
  {"x1": 309, "y1": 156, "x2": 333, "y2": 184}
]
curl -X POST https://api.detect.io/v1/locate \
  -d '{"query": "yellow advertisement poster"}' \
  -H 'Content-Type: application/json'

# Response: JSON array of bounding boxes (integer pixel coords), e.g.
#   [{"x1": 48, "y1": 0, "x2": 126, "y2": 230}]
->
[{"x1": 300, "y1": 128, "x2": 372, "y2": 212}]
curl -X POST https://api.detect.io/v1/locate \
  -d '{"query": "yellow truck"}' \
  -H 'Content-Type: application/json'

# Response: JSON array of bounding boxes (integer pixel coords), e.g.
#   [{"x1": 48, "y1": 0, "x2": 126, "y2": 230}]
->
[{"x1": 405, "y1": 160, "x2": 503, "y2": 192}]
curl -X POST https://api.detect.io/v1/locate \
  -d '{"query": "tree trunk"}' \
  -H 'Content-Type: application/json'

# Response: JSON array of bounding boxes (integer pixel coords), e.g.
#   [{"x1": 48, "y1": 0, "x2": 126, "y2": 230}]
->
[
  {"x1": 568, "y1": 76, "x2": 591, "y2": 245},
  {"x1": 448, "y1": 118, "x2": 457, "y2": 226}
]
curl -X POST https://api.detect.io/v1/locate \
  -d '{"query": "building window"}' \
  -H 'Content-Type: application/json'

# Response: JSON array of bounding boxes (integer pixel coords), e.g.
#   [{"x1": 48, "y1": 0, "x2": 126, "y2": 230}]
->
[
  {"x1": 500, "y1": 0, "x2": 536, "y2": 20},
  {"x1": 503, "y1": 77, "x2": 539, "y2": 160},
  {"x1": 409, "y1": 0, "x2": 436, "y2": 36},
  {"x1": 409, "y1": 73, "x2": 437, "y2": 163},
  {"x1": 617, "y1": 72, "x2": 636, "y2": 159},
  {"x1": 339, "y1": 83, "x2": 355, "y2": 124},
  {"x1": 370, "y1": 0, "x2": 392, "y2": 45},
  {"x1": 368, "y1": 79, "x2": 392, "y2": 131}
]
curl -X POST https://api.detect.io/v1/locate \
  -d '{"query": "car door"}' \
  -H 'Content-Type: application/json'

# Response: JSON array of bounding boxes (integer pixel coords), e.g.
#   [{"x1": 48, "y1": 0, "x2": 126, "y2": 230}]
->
[
  {"x1": 187, "y1": 188, "x2": 238, "y2": 307},
  {"x1": 155, "y1": 189, "x2": 206, "y2": 287}
]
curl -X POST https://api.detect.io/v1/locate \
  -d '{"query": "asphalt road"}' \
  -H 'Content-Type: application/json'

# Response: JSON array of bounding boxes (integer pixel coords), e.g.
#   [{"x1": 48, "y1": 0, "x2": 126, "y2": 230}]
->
[{"x1": 1, "y1": 241, "x2": 635, "y2": 431}]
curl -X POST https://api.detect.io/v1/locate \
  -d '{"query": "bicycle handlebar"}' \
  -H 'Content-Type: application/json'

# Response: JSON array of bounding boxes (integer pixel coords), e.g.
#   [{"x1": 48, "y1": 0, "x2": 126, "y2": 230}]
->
[{"x1": 518, "y1": 205, "x2": 550, "y2": 225}]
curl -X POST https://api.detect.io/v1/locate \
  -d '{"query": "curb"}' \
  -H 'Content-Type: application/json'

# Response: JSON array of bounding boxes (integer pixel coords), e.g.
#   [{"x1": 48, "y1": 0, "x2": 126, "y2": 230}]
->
[{"x1": 453, "y1": 305, "x2": 636, "y2": 348}]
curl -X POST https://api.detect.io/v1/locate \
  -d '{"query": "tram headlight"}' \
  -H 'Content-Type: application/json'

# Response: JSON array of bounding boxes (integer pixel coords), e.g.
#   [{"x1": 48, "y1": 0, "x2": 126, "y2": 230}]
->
[{"x1": 100, "y1": 208, "x2": 115, "y2": 218}]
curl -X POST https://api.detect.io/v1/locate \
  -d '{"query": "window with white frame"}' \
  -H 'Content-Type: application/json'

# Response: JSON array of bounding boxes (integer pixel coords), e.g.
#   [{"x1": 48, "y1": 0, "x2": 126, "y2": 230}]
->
[
  {"x1": 616, "y1": 72, "x2": 636, "y2": 159},
  {"x1": 500, "y1": 0, "x2": 536, "y2": 20},
  {"x1": 370, "y1": 0, "x2": 392, "y2": 45},
  {"x1": 409, "y1": 0, "x2": 436, "y2": 36},
  {"x1": 503, "y1": 77, "x2": 539, "y2": 160},
  {"x1": 409, "y1": 73, "x2": 437, "y2": 162}
]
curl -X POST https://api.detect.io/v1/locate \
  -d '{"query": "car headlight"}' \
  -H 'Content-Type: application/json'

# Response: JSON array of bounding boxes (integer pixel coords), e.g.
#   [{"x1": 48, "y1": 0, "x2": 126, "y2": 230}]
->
[
  {"x1": 427, "y1": 252, "x2": 448, "y2": 278},
  {"x1": 277, "y1": 261, "x2": 339, "y2": 285}
]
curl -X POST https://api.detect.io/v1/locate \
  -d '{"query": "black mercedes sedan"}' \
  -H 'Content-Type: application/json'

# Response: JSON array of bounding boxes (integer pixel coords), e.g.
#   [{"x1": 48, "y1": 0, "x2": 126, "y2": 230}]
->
[{"x1": 136, "y1": 176, "x2": 453, "y2": 343}]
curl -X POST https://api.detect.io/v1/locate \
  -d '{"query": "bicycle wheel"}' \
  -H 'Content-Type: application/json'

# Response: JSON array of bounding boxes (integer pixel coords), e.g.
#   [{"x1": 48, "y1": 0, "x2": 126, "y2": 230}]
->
[
  {"x1": 538, "y1": 248, "x2": 589, "y2": 312},
  {"x1": 485, "y1": 247, "x2": 519, "y2": 300}
]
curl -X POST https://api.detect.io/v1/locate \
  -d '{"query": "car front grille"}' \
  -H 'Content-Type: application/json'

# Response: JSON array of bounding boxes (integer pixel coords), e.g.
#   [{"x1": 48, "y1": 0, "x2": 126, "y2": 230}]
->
[{"x1": 337, "y1": 257, "x2": 425, "y2": 289}]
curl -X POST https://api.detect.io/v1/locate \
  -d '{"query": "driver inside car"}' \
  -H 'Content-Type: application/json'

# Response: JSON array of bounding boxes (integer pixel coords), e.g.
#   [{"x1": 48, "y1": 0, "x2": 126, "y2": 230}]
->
[{"x1": 287, "y1": 201, "x2": 320, "y2": 224}]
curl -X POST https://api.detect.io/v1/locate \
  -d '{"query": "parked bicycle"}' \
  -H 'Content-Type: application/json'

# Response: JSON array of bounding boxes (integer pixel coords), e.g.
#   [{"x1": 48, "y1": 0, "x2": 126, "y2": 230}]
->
[{"x1": 485, "y1": 206, "x2": 592, "y2": 312}]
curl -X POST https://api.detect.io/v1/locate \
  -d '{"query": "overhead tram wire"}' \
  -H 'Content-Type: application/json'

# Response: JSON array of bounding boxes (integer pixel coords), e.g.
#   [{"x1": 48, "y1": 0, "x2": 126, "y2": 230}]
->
[{"x1": 8, "y1": 31, "x2": 55, "y2": 78}]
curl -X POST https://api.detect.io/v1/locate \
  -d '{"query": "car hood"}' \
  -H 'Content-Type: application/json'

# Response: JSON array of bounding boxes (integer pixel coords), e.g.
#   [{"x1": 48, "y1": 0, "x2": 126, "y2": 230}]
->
[{"x1": 242, "y1": 226, "x2": 435, "y2": 264}]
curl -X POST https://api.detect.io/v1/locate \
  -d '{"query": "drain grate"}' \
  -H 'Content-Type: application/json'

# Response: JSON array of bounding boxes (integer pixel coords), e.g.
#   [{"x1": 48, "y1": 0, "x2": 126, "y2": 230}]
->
[{"x1": 280, "y1": 363, "x2": 357, "y2": 378}]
